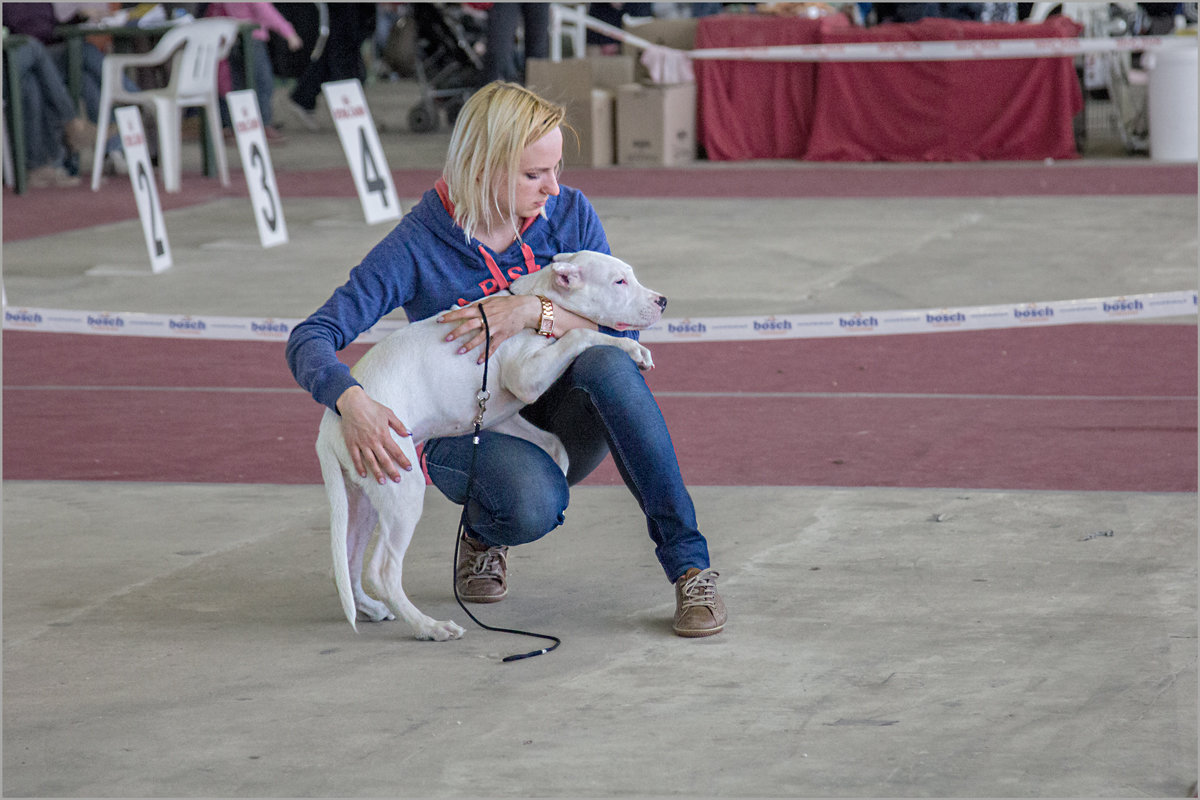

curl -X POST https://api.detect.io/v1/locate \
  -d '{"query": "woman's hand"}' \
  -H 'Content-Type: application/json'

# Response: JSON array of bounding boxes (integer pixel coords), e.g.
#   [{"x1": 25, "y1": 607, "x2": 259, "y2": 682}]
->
[
  {"x1": 336, "y1": 385, "x2": 413, "y2": 484},
  {"x1": 438, "y1": 294, "x2": 542, "y2": 363}
]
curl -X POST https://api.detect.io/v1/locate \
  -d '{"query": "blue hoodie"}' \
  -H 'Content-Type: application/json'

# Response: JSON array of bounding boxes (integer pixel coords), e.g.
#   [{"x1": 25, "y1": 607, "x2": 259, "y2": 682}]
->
[{"x1": 286, "y1": 180, "x2": 625, "y2": 412}]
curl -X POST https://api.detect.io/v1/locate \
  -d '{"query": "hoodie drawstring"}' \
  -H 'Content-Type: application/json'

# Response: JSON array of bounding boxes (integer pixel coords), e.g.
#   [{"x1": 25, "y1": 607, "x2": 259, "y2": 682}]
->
[{"x1": 478, "y1": 243, "x2": 541, "y2": 292}]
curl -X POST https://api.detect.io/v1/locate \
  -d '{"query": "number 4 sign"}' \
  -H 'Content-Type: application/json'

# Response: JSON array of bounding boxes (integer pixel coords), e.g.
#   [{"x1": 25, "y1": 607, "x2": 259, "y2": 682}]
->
[
  {"x1": 115, "y1": 106, "x2": 172, "y2": 273},
  {"x1": 226, "y1": 90, "x2": 288, "y2": 248},
  {"x1": 322, "y1": 79, "x2": 400, "y2": 225}
]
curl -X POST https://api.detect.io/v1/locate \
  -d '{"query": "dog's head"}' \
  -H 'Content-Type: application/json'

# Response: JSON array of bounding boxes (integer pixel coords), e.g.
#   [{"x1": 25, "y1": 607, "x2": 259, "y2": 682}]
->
[{"x1": 513, "y1": 251, "x2": 667, "y2": 331}]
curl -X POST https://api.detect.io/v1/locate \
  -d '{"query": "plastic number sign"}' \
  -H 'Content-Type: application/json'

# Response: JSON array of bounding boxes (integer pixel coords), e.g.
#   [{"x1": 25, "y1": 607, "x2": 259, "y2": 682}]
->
[
  {"x1": 226, "y1": 90, "x2": 288, "y2": 248},
  {"x1": 322, "y1": 79, "x2": 400, "y2": 225},
  {"x1": 115, "y1": 106, "x2": 172, "y2": 272}
]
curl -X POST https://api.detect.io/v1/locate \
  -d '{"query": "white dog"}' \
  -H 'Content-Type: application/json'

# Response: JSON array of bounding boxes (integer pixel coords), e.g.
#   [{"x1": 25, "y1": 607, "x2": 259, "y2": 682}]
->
[{"x1": 316, "y1": 251, "x2": 666, "y2": 641}]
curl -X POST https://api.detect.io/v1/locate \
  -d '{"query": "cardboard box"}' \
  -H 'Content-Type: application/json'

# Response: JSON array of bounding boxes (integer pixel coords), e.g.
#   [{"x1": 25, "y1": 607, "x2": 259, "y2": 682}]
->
[
  {"x1": 616, "y1": 82, "x2": 697, "y2": 166},
  {"x1": 563, "y1": 88, "x2": 615, "y2": 168},
  {"x1": 526, "y1": 56, "x2": 635, "y2": 167},
  {"x1": 622, "y1": 18, "x2": 698, "y2": 83}
]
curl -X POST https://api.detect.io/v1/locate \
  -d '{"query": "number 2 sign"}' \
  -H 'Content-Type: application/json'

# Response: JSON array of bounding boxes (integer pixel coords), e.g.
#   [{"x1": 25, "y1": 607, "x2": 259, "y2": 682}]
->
[
  {"x1": 322, "y1": 79, "x2": 400, "y2": 226},
  {"x1": 226, "y1": 90, "x2": 288, "y2": 248},
  {"x1": 115, "y1": 106, "x2": 172, "y2": 273}
]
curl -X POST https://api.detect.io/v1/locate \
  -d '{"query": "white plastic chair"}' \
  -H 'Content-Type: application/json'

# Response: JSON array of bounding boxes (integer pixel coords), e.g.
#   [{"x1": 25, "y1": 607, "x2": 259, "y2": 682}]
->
[{"x1": 91, "y1": 18, "x2": 240, "y2": 192}]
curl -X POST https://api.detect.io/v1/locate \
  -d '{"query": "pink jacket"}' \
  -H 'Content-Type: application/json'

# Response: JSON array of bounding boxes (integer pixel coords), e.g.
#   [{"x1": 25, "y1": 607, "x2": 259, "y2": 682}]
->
[
  {"x1": 206, "y1": 2, "x2": 297, "y2": 42},
  {"x1": 208, "y1": 2, "x2": 298, "y2": 99}
]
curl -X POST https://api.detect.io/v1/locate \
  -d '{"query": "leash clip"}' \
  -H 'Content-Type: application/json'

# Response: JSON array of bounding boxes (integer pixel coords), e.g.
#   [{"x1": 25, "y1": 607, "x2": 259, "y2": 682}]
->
[{"x1": 473, "y1": 389, "x2": 490, "y2": 426}]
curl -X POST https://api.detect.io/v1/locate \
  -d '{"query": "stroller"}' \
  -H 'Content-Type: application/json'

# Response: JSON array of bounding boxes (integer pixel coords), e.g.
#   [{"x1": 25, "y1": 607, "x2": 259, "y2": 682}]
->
[{"x1": 382, "y1": 3, "x2": 486, "y2": 132}]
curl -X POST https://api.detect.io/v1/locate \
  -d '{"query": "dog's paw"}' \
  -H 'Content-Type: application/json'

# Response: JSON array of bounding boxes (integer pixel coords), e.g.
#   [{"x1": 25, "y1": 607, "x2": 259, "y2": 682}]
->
[
  {"x1": 356, "y1": 598, "x2": 396, "y2": 623},
  {"x1": 623, "y1": 342, "x2": 654, "y2": 371},
  {"x1": 415, "y1": 619, "x2": 466, "y2": 641}
]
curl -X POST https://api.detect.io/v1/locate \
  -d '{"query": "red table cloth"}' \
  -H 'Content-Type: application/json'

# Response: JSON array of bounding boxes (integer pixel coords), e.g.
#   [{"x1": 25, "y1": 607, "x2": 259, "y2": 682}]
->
[
  {"x1": 694, "y1": 14, "x2": 1084, "y2": 162},
  {"x1": 694, "y1": 14, "x2": 846, "y2": 161}
]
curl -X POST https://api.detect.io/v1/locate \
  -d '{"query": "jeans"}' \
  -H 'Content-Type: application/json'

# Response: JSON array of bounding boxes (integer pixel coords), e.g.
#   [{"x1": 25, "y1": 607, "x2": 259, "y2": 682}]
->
[
  {"x1": 423, "y1": 344, "x2": 710, "y2": 583},
  {"x1": 482, "y1": 2, "x2": 550, "y2": 84},
  {"x1": 7, "y1": 38, "x2": 76, "y2": 170},
  {"x1": 220, "y1": 39, "x2": 278, "y2": 128}
]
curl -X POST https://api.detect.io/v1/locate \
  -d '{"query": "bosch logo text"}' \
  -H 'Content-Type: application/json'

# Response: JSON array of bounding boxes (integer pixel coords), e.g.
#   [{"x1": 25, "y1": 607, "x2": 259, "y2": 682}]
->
[
  {"x1": 926, "y1": 312, "x2": 966, "y2": 325},
  {"x1": 753, "y1": 318, "x2": 792, "y2": 333},
  {"x1": 5, "y1": 309, "x2": 43, "y2": 325},
  {"x1": 1103, "y1": 299, "x2": 1143, "y2": 315},
  {"x1": 87, "y1": 314, "x2": 125, "y2": 329},
  {"x1": 1013, "y1": 306, "x2": 1053, "y2": 321},
  {"x1": 668, "y1": 321, "x2": 706, "y2": 335},
  {"x1": 251, "y1": 320, "x2": 289, "y2": 335}
]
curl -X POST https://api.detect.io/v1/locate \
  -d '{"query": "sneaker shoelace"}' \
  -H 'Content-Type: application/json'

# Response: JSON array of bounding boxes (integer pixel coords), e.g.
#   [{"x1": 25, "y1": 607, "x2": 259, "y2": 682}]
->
[
  {"x1": 464, "y1": 546, "x2": 507, "y2": 581},
  {"x1": 679, "y1": 568, "x2": 720, "y2": 610}
]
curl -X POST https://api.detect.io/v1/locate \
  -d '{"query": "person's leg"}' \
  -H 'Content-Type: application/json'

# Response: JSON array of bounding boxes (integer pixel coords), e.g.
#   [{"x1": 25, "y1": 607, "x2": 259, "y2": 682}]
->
[
  {"x1": 520, "y1": 344, "x2": 710, "y2": 584},
  {"x1": 48, "y1": 41, "x2": 107, "y2": 123},
  {"x1": 20, "y1": 39, "x2": 78, "y2": 127},
  {"x1": 520, "y1": 3, "x2": 550, "y2": 61},
  {"x1": 220, "y1": 44, "x2": 246, "y2": 129},
  {"x1": 289, "y1": 51, "x2": 326, "y2": 111},
  {"x1": 424, "y1": 429, "x2": 569, "y2": 603},
  {"x1": 483, "y1": 2, "x2": 521, "y2": 83},
  {"x1": 424, "y1": 430, "x2": 569, "y2": 547},
  {"x1": 251, "y1": 41, "x2": 277, "y2": 127},
  {"x1": 12, "y1": 41, "x2": 68, "y2": 170}
]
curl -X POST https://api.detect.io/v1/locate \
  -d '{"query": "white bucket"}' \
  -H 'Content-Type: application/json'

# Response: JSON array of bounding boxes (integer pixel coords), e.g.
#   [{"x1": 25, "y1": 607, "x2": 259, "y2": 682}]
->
[{"x1": 1147, "y1": 44, "x2": 1199, "y2": 162}]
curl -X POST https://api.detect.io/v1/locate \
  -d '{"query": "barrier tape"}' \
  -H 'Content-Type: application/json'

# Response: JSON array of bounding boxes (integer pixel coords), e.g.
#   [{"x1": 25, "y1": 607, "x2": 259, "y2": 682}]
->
[
  {"x1": 4, "y1": 290, "x2": 1194, "y2": 345},
  {"x1": 552, "y1": 4, "x2": 1197, "y2": 62}
]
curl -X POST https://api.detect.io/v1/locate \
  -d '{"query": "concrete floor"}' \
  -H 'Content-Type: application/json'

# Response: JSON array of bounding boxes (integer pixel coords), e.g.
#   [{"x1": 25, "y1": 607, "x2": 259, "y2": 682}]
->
[{"x1": 2, "y1": 77, "x2": 1197, "y2": 797}]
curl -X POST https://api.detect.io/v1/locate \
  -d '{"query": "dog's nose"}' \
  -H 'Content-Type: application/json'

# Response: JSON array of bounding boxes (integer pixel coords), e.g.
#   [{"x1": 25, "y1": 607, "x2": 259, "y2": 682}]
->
[{"x1": 656, "y1": 295, "x2": 668, "y2": 310}]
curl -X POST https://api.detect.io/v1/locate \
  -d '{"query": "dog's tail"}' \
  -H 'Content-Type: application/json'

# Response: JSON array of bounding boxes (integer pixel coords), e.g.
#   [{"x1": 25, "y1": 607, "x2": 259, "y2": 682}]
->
[{"x1": 318, "y1": 430, "x2": 359, "y2": 632}]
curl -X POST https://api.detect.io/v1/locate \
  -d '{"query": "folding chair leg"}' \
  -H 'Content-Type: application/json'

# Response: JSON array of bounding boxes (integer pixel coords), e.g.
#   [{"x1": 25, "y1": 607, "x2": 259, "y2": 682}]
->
[
  {"x1": 201, "y1": 102, "x2": 229, "y2": 186},
  {"x1": 154, "y1": 100, "x2": 181, "y2": 193},
  {"x1": 90, "y1": 93, "x2": 113, "y2": 191}
]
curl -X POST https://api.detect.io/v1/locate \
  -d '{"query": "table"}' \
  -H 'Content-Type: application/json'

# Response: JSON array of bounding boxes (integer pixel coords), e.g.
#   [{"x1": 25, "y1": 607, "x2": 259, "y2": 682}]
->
[
  {"x1": 693, "y1": 14, "x2": 840, "y2": 161},
  {"x1": 694, "y1": 14, "x2": 1085, "y2": 162},
  {"x1": 805, "y1": 15, "x2": 1084, "y2": 161}
]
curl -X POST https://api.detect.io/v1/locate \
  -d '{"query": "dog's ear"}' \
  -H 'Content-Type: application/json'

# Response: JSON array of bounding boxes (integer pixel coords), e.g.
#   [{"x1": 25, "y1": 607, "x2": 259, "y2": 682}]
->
[{"x1": 552, "y1": 261, "x2": 582, "y2": 291}]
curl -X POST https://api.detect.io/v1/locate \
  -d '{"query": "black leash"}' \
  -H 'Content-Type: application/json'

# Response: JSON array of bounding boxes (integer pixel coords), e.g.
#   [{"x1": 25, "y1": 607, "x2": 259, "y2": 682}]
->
[{"x1": 452, "y1": 304, "x2": 561, "y2": 663}]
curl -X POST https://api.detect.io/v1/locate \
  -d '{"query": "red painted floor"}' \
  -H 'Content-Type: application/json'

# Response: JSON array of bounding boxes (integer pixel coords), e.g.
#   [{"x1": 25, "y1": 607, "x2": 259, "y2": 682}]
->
[
  {"x1": 5, "y1": 163, "x2": 1196, "y2": 243},
  {"x1": 4, "y1": 325, "x2": 1194, "y2": 491}
]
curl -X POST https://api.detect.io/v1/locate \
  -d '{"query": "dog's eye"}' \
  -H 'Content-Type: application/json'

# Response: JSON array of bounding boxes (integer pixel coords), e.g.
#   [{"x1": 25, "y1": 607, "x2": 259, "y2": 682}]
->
[{"x1": 615, "y1": 279, "x2": 627, "y2": 286}]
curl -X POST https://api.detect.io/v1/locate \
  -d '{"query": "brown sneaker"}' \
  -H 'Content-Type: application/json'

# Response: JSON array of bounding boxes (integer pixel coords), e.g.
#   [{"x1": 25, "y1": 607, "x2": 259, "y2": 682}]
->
[
  {"x1": 456, "y1": 533, "x2": 508, "y2": 603},
  {"x1": 673, "y1": 567, "x2": 726, "y2": 637}
]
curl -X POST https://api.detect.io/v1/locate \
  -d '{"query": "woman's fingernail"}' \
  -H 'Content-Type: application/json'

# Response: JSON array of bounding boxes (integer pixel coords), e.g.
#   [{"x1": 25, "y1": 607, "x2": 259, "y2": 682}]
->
[{"x1": 457, "y1": 346, "x2": 467, "y2": 355}]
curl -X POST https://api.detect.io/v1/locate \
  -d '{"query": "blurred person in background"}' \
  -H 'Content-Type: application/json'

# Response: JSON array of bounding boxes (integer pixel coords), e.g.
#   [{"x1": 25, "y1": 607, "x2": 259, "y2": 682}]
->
[{"x1": 205, "y1": 2, "x2": 303, "y2": 142}]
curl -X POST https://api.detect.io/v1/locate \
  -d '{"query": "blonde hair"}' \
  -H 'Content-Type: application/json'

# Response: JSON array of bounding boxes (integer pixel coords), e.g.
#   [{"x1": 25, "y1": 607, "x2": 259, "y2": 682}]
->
[{"x1": 443, "y1": 81, "x2": 567, "y2": 244}]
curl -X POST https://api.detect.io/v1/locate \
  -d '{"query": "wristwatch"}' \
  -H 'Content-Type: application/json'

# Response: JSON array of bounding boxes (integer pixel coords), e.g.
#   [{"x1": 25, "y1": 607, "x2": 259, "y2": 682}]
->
[{"x1": 536, "y1": 295, "x2": 555, "y2": 338}]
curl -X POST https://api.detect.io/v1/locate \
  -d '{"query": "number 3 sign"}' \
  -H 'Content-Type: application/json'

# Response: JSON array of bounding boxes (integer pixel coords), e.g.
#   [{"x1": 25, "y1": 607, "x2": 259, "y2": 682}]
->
[
  {"x1": 226, "y1": 90, "x2": 288, "y2": 248},
  {"x1": 115, "y1": 106, "x2": 172, "y2": 273},
  {"x1": 322, "y1": 79, "x2": 400, "y2": 226}
]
